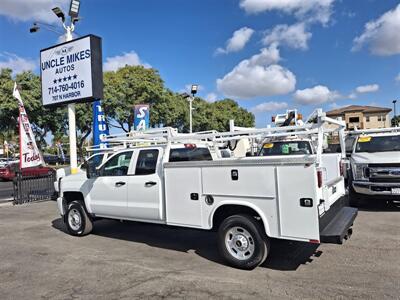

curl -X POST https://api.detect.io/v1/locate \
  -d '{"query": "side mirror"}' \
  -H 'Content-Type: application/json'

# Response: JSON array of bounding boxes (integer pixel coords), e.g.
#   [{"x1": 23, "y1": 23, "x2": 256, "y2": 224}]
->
[{"x1": 85, "y1": 160, "x2": 99, "y2": 179}]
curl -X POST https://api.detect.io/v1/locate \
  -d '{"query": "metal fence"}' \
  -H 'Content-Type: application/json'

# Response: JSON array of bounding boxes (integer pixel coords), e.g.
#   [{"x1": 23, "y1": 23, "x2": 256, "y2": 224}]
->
[{"x1": 13, "y1": 171, "x2": 57, "y2": 205}]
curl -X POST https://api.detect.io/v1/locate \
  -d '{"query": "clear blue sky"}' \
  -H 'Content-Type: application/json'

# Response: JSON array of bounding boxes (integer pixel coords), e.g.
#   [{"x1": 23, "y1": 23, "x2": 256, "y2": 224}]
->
[{"x1": 0, "y1": 0, "x2": 399, "y2": 128}]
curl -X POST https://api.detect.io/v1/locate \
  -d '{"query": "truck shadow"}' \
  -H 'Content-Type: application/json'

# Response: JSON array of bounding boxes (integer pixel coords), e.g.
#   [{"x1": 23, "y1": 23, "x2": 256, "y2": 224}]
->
[
  {"x1": 52, "y1": 218, "x2": 321, "y2": 271},
  {"x1": 356, "y1": 200, "x2": 400, "y2": 212}
]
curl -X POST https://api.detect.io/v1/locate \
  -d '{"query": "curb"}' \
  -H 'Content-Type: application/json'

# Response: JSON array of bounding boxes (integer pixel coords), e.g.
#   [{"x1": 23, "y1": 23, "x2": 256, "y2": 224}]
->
[{"x1": 0, "y1": 198, "x2": 13, "y2": 207}]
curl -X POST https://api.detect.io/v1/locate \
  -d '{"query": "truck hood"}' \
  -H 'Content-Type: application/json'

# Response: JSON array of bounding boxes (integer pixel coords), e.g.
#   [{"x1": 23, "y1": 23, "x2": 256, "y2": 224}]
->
[{"x1": 351, "y1": 151, "x2": 400, "y2": 164}]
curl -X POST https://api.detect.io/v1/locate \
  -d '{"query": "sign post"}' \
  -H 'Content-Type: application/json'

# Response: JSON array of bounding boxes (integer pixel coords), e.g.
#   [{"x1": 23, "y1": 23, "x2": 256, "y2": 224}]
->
[{"x1": 40, "y1": 34, "x2": 103, "y2": 173}]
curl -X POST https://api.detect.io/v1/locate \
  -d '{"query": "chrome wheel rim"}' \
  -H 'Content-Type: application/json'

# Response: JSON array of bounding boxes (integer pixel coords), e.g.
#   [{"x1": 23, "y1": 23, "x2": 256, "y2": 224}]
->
[
  {"x1": 225, "y1": 226, "x2": 255, "y2": 260},
  {"x1": 68, "y1": 208, "x2": 82, "y2": 231}
]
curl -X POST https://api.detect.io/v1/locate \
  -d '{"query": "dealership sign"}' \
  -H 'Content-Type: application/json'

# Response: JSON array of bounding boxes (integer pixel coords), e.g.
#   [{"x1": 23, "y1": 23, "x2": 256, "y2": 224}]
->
[
  {"x1": 134, "y1": 105, "x2": 150, "y2": 131},
  {"x1": 40, "y1": 34, "x2": 103, "y2": 106}
]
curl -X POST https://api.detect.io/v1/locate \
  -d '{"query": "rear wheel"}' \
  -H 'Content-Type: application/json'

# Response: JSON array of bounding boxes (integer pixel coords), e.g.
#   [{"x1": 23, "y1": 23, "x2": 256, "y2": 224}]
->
[
  {"x1": 65, "y1": 201, "x2": 93, "y2": 236},
  {"x1": 218, "y1": 214, "x2": 269, "y2": 270}
]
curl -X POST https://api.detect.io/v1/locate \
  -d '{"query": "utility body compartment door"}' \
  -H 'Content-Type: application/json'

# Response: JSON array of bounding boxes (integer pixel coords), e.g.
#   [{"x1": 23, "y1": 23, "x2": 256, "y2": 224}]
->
[
  {"x1": 277, "y1": 164, "x2": 320, "y2": 241},
  {"x1": 164, "y1": 166, "x2": 203, "y2": 227}
]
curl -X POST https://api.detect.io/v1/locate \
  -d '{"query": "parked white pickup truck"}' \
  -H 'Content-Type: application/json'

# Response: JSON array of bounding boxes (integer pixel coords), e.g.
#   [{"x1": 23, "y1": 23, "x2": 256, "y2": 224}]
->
[
  {"x1": 57, "y1": 111, "x2": 357, "y2": 269},
  {"x1": 348, "y1": 128, "x2": 400, "y2": 205}
]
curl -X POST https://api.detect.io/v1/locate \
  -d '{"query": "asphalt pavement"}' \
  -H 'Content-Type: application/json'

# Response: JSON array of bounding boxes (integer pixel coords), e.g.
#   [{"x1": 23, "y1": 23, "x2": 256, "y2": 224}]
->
[
  {"x1": 0, "y1": 181, "x2": 13, "y2": 202},
  {"x1": 0, "y1": 201, "x2": 399, "y2": 299}
]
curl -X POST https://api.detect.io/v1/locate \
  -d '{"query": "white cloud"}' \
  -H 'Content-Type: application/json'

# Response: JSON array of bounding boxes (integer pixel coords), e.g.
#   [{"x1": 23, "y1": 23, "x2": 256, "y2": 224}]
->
[
  {"x1": 0, "y1": 0, "x2": 69, "y2": 23},
  {"x1": 103, "y1": 51, "x2": 150, "y2": 72},
  {"x1": 0, "y1": 53, "x2": 36, "y2": 75},
  {"x1": 239, "y1": 0, "x2": 336, "y2": 25},
  {"x1": 293, "y1": 85, "x2": 340, "y2": 105},
  {"x1": 216, "y1": 27, "x2": 254, "y2": 55},
  {"x1": 348, "y1": 92, "x2": 357, "y2": 100},
  {"x1": 251, "y1": 101, "x2": 288, "y2": 113},
  {"x1": 352, "y1": 4, "x2": 400, "y2": 56},
  {"x1": 395, "y1": 73, "x2": 400, "y2": 82},
  {"x1": 355, "y1": 84, "x2": 379, "y2": 93},
  {"x1": 217, "y1": 44, "x2": 296, "y2": 99},
  {"x1": 205, "y1": 93, "x2": 218, "y2": 102},
  {"x1": 262, "y1": 22, "x2": 312, "y2": 50}
]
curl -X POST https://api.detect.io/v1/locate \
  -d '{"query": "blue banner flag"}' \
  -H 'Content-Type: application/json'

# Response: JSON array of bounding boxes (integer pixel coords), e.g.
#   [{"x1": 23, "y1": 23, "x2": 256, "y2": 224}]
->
[
  {"x1": 134, "y1": 104, "x2": 150, "y2": 131},
  {"x1": 93, "y1": 100, "x2": 109, "y2": 149}
]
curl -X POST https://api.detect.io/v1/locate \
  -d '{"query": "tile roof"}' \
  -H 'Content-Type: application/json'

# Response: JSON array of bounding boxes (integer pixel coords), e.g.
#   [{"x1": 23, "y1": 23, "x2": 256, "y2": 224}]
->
[{"x1": 326, "y1": 105, "x2": 391, "y2": 116}]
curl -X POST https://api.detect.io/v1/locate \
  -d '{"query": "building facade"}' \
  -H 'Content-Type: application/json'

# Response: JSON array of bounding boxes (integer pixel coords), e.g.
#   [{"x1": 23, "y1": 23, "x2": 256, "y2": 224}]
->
[{"x1": 326, "y1": 105, "x2": 392, "y2": 130}]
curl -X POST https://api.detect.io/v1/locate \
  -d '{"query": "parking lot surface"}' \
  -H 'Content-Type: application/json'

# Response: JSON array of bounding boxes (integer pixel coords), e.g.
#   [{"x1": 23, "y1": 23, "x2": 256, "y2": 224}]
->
[
  {"x1": 0, "y1": 201, "x2": 399, "y2": 299},
  {"x1": 0, "y1": 181, "x2": 13, "y2": 202}
]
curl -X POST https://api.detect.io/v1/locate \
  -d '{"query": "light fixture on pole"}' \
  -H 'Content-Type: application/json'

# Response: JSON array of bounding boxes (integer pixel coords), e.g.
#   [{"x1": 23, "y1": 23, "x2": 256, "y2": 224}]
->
[
  {"x1": 69, "y1": 0, "x2": 81, "y2": 24},
  {"x1": 52, "y1": 7, "x2": 65, "y2": 23},
  {"x1": 393, "y1": 100, "x2": 398, "y2": 127},
  {"x1": 189, "y1": 84, "x2": 198, "y2": 133},
  {"x1": 29, "y1": 22, "x2": 63, "y2": 35}
]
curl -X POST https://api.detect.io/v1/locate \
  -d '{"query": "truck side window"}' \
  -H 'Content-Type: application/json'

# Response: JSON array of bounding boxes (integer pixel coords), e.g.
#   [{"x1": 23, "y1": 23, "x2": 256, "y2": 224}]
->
[
  {"x1": 169, "y1": 148, "x2": 212, "y2": 162},
  {"x1": 135, "y1": 150, "x2": 159, "y2": 175},
  {"x1": 101, "y1": 151, "x2": 132, "y2": 176}
]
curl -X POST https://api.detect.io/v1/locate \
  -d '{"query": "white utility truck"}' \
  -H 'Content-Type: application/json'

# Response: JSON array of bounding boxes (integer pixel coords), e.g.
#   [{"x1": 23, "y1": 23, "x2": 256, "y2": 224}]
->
[
  {"x1": 348, "y1": 127, "x2": 400, "y2": 206},
  {"x1": 57, "y1": 110, "x2": 357, "y2": 269}
]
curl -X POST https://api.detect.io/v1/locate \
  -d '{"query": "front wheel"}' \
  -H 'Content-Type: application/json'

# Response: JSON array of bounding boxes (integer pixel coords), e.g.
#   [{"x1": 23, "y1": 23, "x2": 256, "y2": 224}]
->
[
  {"x1": 218, "y1": 214, "x2": 270, "y2": 270},
  {"x1": 65, "y1": 201, "x2": 93, "y2": 236}
]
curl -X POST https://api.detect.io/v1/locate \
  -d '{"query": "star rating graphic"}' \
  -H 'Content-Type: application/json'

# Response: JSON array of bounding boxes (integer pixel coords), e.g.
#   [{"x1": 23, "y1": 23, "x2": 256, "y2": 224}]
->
[{"x1": 53, "y1": 74, "x2": 78, "y2": 84}]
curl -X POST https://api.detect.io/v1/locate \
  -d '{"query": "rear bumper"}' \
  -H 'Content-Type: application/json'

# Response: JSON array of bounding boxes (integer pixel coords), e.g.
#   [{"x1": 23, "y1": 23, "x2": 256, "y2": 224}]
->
[
  {"x1": 319, "y1": 196, "x2": 358, "y2": 244},
  {"x1": 353, "y1": 181, "x2": 400, "y2": 197}
]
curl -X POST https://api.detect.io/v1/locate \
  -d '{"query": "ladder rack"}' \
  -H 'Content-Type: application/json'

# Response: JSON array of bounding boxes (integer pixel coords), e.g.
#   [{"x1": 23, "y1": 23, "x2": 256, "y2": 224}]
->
[
  {"x1": 86, "y1": 109, "x2": 346, "y2": 164},
  {"x1": 347, "y1": 127, "x2": 400, "y2": 135}
]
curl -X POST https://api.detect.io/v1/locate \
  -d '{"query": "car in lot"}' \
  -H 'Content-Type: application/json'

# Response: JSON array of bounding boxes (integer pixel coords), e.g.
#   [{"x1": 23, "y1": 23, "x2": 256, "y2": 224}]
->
[
  {"x1": 348, "y1": 128, "x2": 400, "y2": 205},
  {"x1": 0, "y1": 158, "x2": 18, "y2": 168},
  {"x1": 0, "y1": 162, "x2": 54, "y2": 181}
]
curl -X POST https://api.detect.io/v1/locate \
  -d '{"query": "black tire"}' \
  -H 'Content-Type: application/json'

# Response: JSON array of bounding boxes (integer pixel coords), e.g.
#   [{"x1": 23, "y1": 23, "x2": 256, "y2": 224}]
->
[
  {"x1": 348, "y1": 176, "x2": 363, "y2": 207},
  {"x1": 64, "y1": 200, "x2": 93, "y2": 236},
  {"x1": 218, "y1": 214, "x2": 269, "y2": 270}
]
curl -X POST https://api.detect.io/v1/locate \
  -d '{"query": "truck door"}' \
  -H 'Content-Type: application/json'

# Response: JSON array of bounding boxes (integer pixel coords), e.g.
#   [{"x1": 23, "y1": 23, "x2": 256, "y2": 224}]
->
[
  {"x1": 126, "y1": 148, "x2": 163, "y2": 221},
  {"x1": 89, "y1": 151, "x2": 133, "y2": 218},
  {"x1": 276, "y1": 164, "x2": 320, "y2": 241}
]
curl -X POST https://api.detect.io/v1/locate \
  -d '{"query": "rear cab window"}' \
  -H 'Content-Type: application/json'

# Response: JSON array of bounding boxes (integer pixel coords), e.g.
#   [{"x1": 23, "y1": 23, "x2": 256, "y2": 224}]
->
[
  {"x1": 259, "y1": 141, "x2": 313, "y2": 156},
  {"x1": 169, "y1": 146, "x2": 212, "y2": 162}
]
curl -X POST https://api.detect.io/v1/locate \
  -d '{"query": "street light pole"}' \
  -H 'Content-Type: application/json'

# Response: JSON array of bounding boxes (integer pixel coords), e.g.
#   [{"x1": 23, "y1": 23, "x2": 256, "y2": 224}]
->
[
  {"x1": 52, "y1": 2, "x2": 80, "y2": 174},
  {"x1": 189, "y1": 96, "x2": 193, "y2": 133},
  {"x1": 393, "y1": 100, "x2": 398, "y2": 127},
  {"x1": 189, "y1": 85, "x2": 198, "y2": 134},
  {"x1": 63, "y1": 25, "x2": 78, "y2": 173}
]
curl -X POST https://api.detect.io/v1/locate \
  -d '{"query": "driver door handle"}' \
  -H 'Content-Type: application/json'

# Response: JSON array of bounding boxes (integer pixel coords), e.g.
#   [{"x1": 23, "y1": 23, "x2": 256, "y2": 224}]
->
[
  {"x1": 145, "y1": 181, "x2": 157, "y2": 187},
  {"x1": 115, "y1": 181, "x2": 126, "y2": 187}
]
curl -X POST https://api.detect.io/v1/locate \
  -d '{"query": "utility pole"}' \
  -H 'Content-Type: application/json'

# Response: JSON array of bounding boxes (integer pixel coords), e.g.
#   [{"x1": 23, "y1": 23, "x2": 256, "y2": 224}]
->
[
  {"x1": 189, "y1": 85, "x2": 198, "y2": 133},
  {"x1": 393, "y1": 100, "x2": 398, "y2": 127}
]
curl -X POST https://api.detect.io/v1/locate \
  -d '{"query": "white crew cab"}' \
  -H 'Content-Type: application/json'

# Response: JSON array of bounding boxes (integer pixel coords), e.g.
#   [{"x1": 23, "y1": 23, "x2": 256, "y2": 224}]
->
[
  {"x1": 348, "y1": 128, "x2": 400, "y2": 205},
  {"x1": 57, "y1": 111, "x2": 357, "y2": 269}
]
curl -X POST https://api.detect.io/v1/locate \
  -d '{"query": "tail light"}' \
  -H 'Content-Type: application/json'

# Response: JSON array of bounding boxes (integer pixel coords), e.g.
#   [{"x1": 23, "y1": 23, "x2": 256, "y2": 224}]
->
[
  {"x1": 271, "y1": 116, "x2": 276, "y2": 122},
  {"x1": 339, "y1": 161, "x2": 344, "y2": 176},
  {"x1": 317, "y1": 169, "x2": 323, "y2": 188}
]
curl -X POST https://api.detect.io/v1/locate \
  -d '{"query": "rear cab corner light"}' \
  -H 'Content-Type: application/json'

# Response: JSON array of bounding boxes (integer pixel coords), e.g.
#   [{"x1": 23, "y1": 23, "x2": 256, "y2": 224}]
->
[
  {"x1": 184, "y1": 143, "x2": 197, "y2": 149},
  {"x1": 317, "y1": 169, "x2": 323, "y2": 188}
]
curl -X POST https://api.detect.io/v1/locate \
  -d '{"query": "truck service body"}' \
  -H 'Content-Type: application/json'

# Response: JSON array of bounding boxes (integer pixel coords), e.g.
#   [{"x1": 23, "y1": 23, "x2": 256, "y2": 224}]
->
[{"x1": 57, "y1": 110, "x2": 357, "y2": 269}]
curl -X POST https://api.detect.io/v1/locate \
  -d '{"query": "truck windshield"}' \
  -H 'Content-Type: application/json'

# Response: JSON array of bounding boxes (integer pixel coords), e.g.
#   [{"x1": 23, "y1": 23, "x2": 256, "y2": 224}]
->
[
  {"x1": 355, "y1": 135, "x2": 400, "y2": 153},
  {"x1": 259, "y1": 141, "x2": 312, "y2": 156}
]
